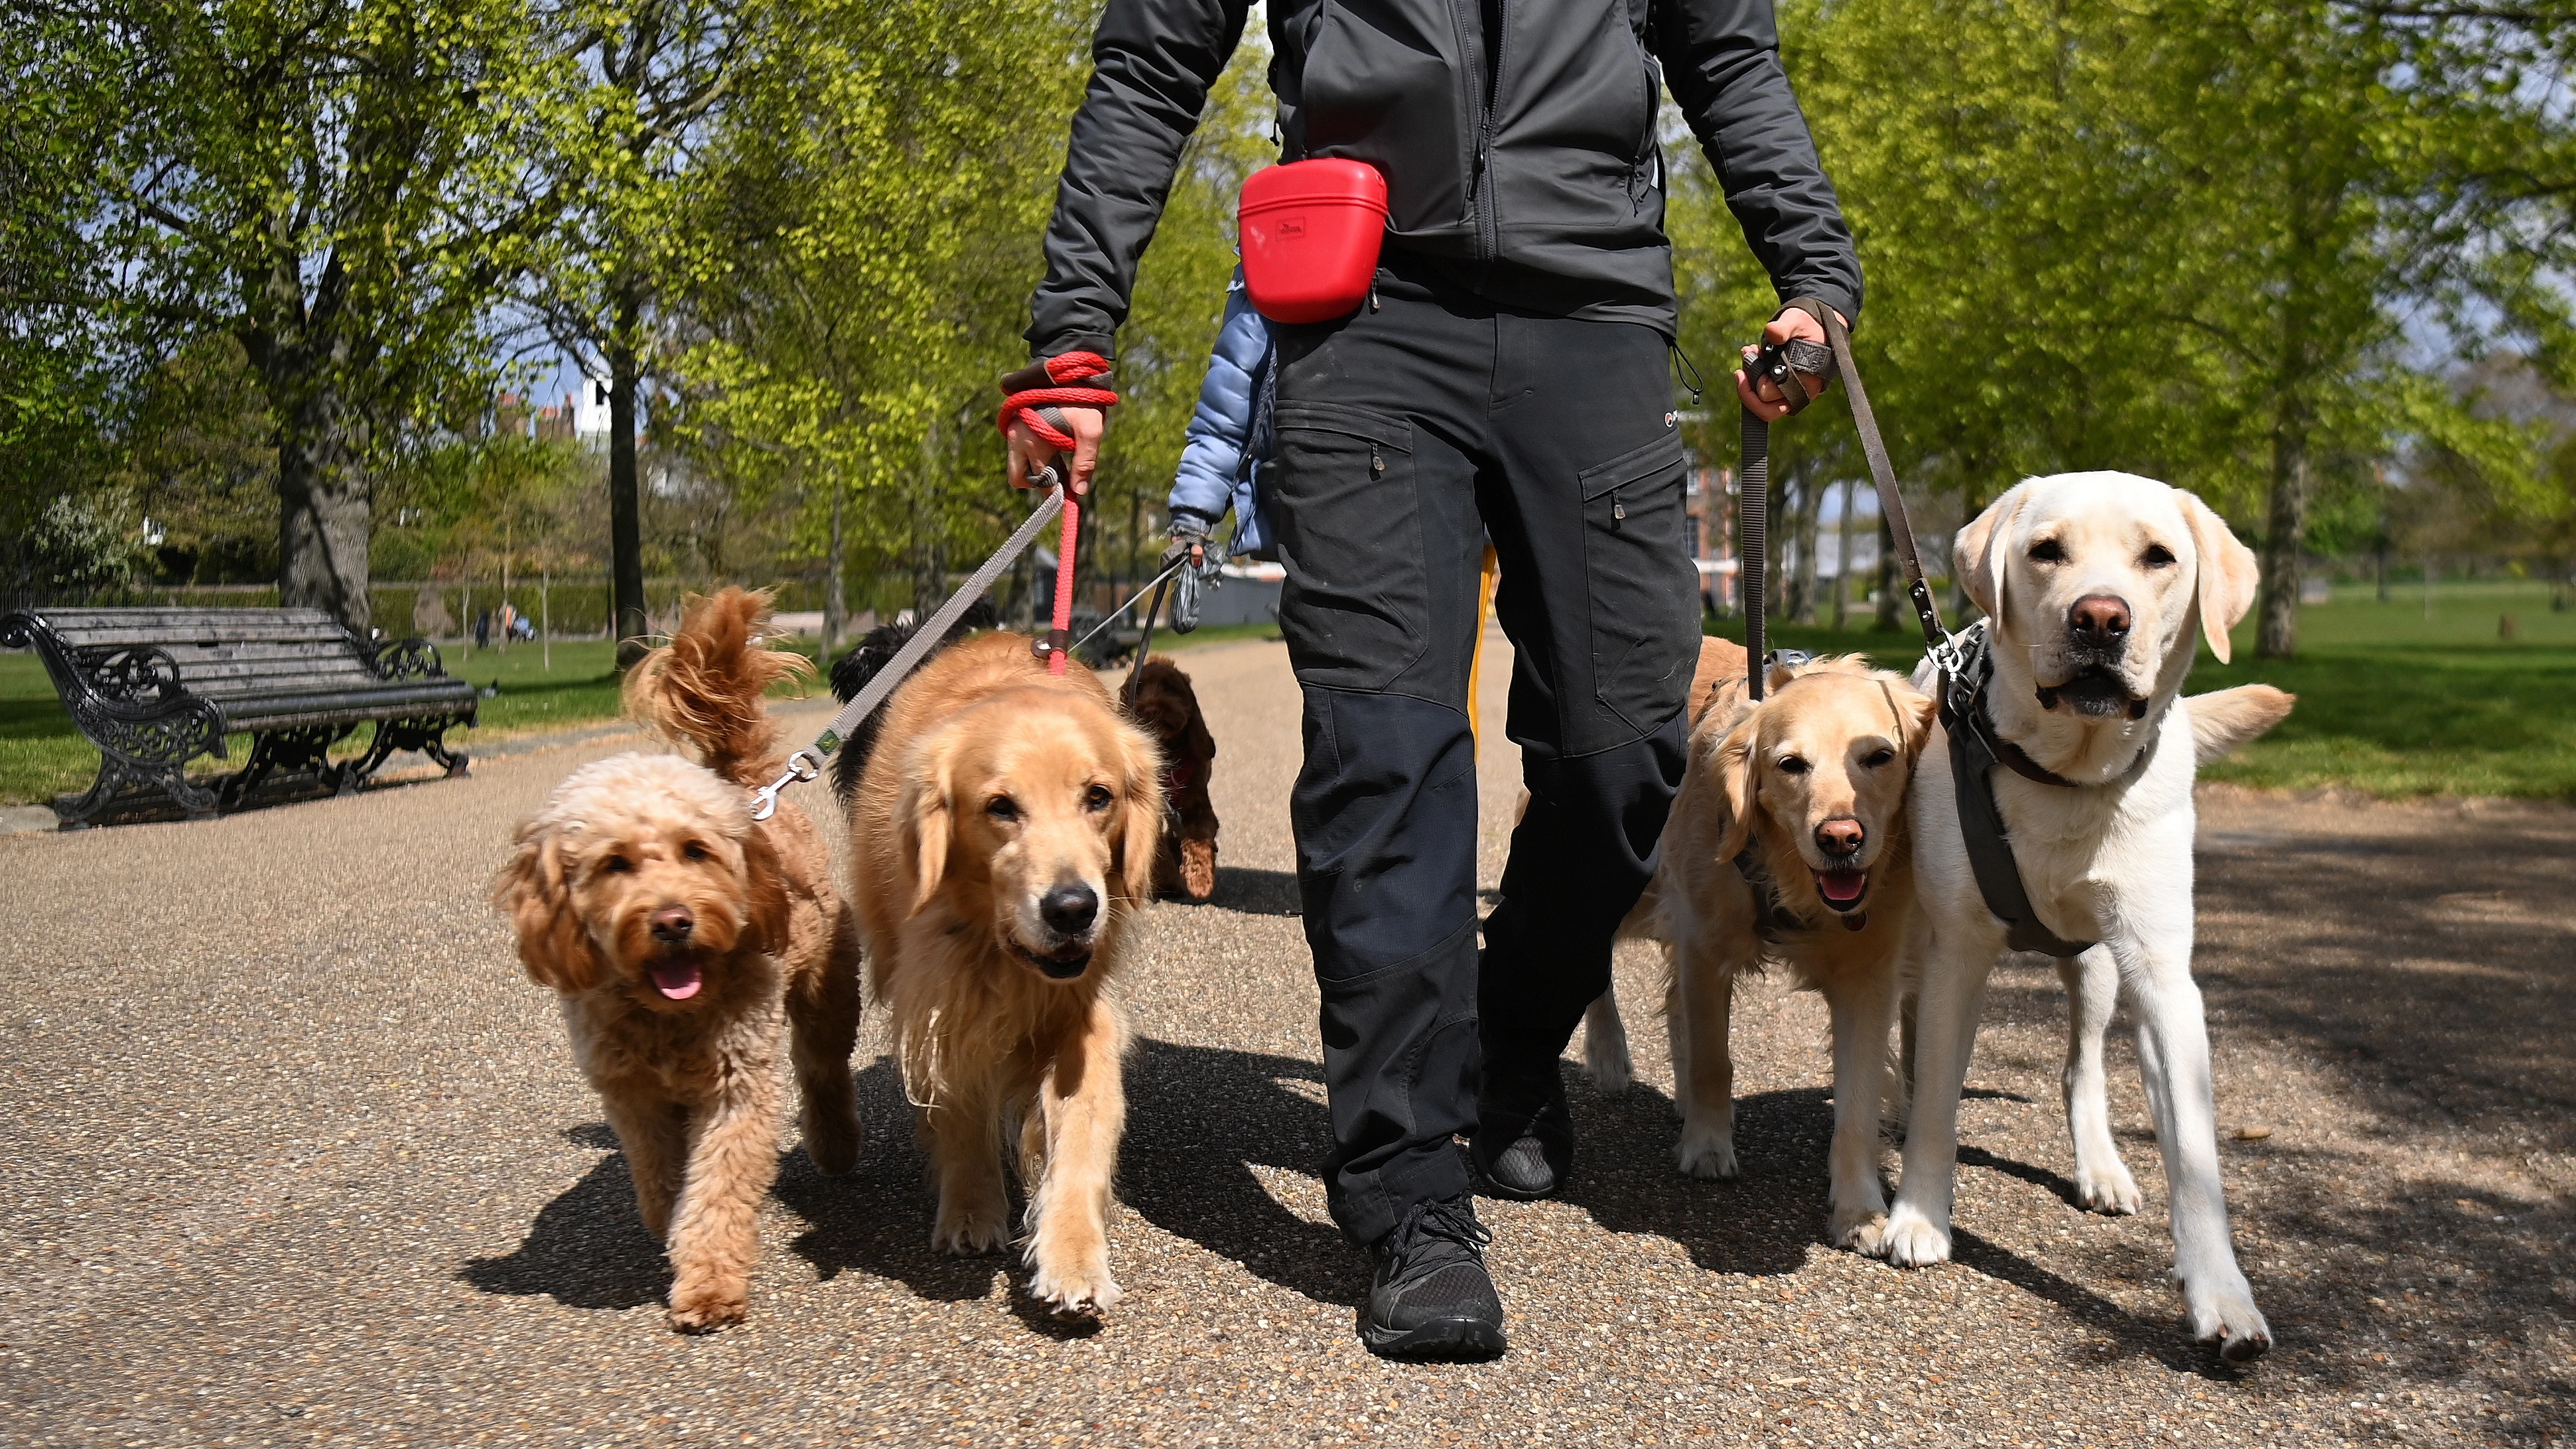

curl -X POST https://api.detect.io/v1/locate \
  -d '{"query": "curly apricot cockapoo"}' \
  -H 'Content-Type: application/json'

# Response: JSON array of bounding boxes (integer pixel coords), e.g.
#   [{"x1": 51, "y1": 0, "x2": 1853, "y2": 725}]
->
[{"x1": 494, "y1": 588, "x2": 861, "y2": 1332}]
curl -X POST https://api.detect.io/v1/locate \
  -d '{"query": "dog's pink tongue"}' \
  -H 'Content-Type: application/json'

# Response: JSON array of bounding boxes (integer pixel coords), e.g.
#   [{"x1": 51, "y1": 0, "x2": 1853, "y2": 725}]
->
[
  {"x1": 649, "y1": 959, "x2": 703, "y2": 1000},
  {"x1": 1818, "y1": 870, "x2": 1867, "y2": 905}
]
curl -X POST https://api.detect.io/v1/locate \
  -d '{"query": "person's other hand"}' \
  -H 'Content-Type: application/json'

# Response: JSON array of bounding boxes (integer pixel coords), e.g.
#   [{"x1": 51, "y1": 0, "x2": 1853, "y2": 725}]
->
[
  {"x1": 1733, "y1": 307, "x2": 1847, "y2": 422},
  {"x1": 1006, "y1": 405, "x2": 1103, "y2": 496}
]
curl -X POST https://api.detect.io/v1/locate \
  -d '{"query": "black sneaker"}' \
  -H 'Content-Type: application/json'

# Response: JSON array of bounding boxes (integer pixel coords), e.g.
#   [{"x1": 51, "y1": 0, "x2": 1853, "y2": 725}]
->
[
  {"x1": 1471, "y1": 1063, "x2": 1573, "y2": 1200},
  {"x1": 1358, "y1": 1196, "x2": 1507, "y2": 1361}
]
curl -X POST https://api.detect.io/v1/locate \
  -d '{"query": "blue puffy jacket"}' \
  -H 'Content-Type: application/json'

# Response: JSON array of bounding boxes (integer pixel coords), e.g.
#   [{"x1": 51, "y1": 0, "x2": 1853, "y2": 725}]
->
[{"x1": 1167, "y1": 271, "x2": 1276, "y2": 559}]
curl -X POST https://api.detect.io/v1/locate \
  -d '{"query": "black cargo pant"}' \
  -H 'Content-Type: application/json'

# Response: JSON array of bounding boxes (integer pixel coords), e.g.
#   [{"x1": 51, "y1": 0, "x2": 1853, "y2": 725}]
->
[{"x1": 1270, "y1": 254, "x2": 1700, "y2": 1247}]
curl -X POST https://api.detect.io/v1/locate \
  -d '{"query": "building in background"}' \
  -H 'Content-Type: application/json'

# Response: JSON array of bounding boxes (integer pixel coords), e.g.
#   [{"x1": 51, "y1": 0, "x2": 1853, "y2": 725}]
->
[
  {"x1": 572, "y1": 377, "x2": 612, "y2": 443},
  {"x1": 1684, "y1": 452, "x2": 1739, "y2": 614}
]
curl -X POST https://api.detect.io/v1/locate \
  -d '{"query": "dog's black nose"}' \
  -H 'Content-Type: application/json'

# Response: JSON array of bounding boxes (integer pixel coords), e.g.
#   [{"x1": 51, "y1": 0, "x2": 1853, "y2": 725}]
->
[
  {"x1": 651, "y1": 905, "x2": 695, "y2": 943},
  {"x1": 1039, "y1": 884, "x2": 1099, "y2": 935},
  {"x1": 1816, "y1": 818, "x2": 1865, "y2": 857},
  {"x1": 2069, "y1": 593, "x2": 2132, "y2": 641}
]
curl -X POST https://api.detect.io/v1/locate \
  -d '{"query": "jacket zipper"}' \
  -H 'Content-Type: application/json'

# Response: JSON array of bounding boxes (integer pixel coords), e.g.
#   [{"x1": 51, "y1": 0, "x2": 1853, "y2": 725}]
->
[{"x1": 1477, "y1": 0, "x2": 1504, "y2": 261}]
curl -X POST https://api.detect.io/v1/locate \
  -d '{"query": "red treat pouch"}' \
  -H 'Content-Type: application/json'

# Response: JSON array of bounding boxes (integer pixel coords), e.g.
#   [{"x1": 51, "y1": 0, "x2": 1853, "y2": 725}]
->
[{"x1": 1238, "y1": 160, "x2": 1389, "y2": 324}]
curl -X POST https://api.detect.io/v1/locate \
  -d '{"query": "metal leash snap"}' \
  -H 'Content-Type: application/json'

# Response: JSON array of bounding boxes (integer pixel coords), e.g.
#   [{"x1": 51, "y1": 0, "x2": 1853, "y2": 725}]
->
[{"x1": 750, "y1": 748, "x2": 822, "y2": 823}]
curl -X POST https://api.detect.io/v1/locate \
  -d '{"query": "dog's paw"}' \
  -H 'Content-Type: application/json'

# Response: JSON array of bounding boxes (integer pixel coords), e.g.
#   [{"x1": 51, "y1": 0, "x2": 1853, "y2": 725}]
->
[
  {"x1": 1028, "y1": 1260, "x2": 1124, "y2": 1320},
  {"x1": 2072, "y1": 1157, "x2": 2142, "y2": 1215},
  {"x1": 2180, "y1": 1269, "x2": 2272, "y2": 1364},
  {"x1": 1829, "y1": 1205, "x2": 1889, "y2": 1255},
  {"x1": 1584, "y1": 1044, "x2": 1635, "y2": 1095},
  {"x1": 1180, "y1": 840, "x2": 1217, "y2": 903},
  {"x1": 804, "y1": 1109, "x2": 863, "y2": 1178},
  {"x1": 1674, "y1": 1123, "x2": 1739, "y2": 1180},
  {"x1": 1871, "y1": 1205, "x2": 1952, "y2": 1267},
  {"x1": 665, "y1": 1276, "x2": 749, "y2": 1334},
  {"x1": 931, "y1": 1202, "x2": 1011, "y2": 1256}
]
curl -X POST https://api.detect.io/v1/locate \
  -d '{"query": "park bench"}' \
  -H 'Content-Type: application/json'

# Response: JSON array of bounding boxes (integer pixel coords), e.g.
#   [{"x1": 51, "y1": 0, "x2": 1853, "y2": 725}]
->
[{"x1": 0, "y1": 606, "x2": 477, "y2": 828}]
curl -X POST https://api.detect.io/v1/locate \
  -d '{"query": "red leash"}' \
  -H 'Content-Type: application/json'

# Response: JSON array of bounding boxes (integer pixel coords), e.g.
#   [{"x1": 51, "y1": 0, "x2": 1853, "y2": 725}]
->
[{"x1": 999, "y1": 352, "x2": 1119, "y2": 675}]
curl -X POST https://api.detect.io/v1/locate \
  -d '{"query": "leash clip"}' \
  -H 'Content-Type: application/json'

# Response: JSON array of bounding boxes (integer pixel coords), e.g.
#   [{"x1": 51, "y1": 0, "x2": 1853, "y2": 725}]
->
[{"x1": 749, "y1": 747, "x2": 823, "y2": 822}]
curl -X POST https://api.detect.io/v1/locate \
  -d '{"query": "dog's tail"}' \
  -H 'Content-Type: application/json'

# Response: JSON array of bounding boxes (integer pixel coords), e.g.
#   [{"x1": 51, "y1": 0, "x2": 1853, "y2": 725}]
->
[
  {"x1": 825, "y1": 598, "x2": 995, "y2": 799},
  {"x1": 2185, "y1": 683, "x2": 2295, "y2": 765},
  {"x1": 624, "y1": 586, "x2": 813, "y2": 788}
]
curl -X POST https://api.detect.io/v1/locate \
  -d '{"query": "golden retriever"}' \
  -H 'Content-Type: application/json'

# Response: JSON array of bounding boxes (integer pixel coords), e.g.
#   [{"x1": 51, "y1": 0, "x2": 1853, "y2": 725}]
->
[
  {"x1": 1625, "y1": 652, "x2": 1936, "y2": 1251},
  {"x1": 847, "y1": 630, "x2": 1163, "y2": 1316},
  {"x1": 493, "y1": 588, "x2": 862, "y2": 1332},
  {"x1": 1126, "y1": 655, "x2": 1220, "y2": 902}
]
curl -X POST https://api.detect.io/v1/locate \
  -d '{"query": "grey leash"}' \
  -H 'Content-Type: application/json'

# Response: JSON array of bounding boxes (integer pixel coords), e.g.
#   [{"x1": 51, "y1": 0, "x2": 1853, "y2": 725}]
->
[
  {"x1": 1070, "y1": 555, "x2": 1189, "y2": 659},
  {"x1": 1746, "y1": 300, "x2": 2103, "y2": 956},
  {"x1": 750, "y1": 482, "x2": 1068, "y2": 821}
]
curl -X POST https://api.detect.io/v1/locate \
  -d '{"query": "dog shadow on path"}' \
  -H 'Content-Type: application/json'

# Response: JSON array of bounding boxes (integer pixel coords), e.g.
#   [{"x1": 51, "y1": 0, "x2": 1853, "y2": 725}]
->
[
  {"x1": 774, "y1": 1059, "x2": 1011, "y2": 1306},
  {"x1": 458, "y1": 1125, "x2": 671, "y2": 1312}
]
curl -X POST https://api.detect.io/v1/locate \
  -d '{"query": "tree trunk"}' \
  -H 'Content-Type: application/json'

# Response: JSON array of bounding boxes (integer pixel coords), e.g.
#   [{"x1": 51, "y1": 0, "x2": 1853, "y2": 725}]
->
[
  {"x1": 608, "y1": 286, "x2": 647, "y2": 667},
  {"x1": 1832, "y1": 478, "x2": 1855, "y2": 630},
  {"x1": 1874, "y1": 513, "x2": 1900, "y2": 631},
  {"x1": 824, "y1": 479, "x2": 846, "y2": 659},
  {"x1": 2256, "y1": 423, "x2": 2309, "y2": 659},
  {"x1": 276, "y1": 389, "x2": 372, "y2": 633},
  {"x1": 1791, "y1": 472, "x2": 1822, "y2": 624}
]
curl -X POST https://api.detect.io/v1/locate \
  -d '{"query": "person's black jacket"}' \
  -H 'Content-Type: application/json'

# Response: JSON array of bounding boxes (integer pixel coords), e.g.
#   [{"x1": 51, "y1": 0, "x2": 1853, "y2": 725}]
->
[{"x1": 1027, "y1": 0, "x2": 1862, "y2": 359}]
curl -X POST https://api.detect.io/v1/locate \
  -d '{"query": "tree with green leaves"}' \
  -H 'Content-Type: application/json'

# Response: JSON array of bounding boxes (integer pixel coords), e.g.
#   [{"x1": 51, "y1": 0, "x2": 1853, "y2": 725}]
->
[
  {"x1": 518, "y1": 0, "x2": 750, "y2": 663},
  {"x1": 40, "y1": 0, "x2": 577, "y2": 630}
]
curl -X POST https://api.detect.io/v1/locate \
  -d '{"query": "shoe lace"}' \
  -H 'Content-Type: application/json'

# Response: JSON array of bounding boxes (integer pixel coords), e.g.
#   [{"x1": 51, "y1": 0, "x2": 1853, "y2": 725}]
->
[{"x1": 1393, "y1": 1196, "x2": 1492, "y2": 1263}]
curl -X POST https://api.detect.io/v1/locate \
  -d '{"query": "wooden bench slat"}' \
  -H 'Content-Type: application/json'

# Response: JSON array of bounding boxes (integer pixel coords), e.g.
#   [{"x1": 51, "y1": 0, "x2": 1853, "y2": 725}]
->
[
  {"x1": 220, "y1": 684, "x2": 476, "y2": 730},
  {"x1": 43, "y1": 622, "x2": 363, "y2": 649},
  {"x1": 167, "y1": 646, "x2": 379, "y2": 671}
]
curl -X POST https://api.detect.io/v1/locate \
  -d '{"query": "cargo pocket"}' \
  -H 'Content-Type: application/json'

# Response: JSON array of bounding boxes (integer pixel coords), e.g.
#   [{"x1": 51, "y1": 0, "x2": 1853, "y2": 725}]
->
[
  {"x1": 1578, "y1": 429, "x2": 1698, "y2": 744},
  {"x1": 1270, "y1": 402, "x2": 1427, "y2": 691}
]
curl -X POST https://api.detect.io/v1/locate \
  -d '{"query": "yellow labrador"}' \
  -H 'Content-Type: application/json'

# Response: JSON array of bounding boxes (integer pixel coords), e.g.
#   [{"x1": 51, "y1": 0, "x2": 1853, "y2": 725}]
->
[{"x1": 1874, "y1": 470, "x2": 2287, "y2": 1362}]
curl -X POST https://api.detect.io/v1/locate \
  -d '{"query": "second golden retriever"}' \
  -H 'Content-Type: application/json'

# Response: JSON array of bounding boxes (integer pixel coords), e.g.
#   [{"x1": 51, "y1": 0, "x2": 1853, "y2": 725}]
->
[
  {"x1": 1629, "y1": 652, "x2": 1936, "y2": 1250},
  {"x1": 847, "y1": 630, "x2": 1163, "y2": 1316}
]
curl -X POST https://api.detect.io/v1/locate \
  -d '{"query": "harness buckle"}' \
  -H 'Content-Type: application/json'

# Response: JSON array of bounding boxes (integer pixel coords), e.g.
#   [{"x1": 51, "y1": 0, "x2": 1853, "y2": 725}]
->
[{"x1": 749, "y1": 747, "x2": 823, "y2": 823}]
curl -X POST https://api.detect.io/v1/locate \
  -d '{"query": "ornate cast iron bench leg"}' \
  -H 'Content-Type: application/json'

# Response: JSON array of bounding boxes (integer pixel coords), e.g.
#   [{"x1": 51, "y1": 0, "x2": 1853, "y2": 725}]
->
[{"x1": 337, "y1": 714, "x2": 473, "y2": 792}]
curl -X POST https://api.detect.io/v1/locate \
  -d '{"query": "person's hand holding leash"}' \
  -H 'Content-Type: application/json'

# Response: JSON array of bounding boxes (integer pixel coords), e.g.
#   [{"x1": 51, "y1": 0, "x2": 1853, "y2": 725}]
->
[
  {"x1": 1734, "y1": 307, "x2": 1848, "y2": 421},
  {"x1": 1006, "y1": 405, "x2": 1105, "y2": 494},
  {"x1": 1000, "y1": 353, "x2": 1120, "y2": 495},
  {"x1": 1164, "y1": 509, "x2": 1214, "y2": 571}
]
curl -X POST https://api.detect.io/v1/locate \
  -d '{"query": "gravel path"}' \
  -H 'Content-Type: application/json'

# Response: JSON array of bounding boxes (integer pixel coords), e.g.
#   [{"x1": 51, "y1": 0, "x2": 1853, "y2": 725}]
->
[{"x1": 3, "y1": 637, "x2": 2569, "y2": 1447}]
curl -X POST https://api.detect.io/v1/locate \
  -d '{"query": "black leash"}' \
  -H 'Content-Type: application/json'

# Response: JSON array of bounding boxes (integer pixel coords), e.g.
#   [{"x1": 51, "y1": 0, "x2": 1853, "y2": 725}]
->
[{"x1": 1738, "y1": 300, "x2": 2096, "y2": 957}]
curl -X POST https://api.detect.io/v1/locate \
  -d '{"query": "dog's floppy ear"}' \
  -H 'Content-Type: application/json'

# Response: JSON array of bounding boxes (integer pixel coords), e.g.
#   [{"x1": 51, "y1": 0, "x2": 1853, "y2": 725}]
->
[
  {"x1": 1183, "y1": 693, "x2": 1217, "y2": 764},
  {"x1": 492, "y1": 829, "x2": 605, "y2": 993},
  {"x1": 739, "y1": 827, "x2": 795, "y2": 955},
  {"x1": 1116, "y1": 726, "x2": 1166, "y2": 900},
  {"x1": 1887, "y1": 679, "x2": 1938, "y2": 764},
  {"x1": 900, "y1": 736, "x2": 957, "y2": 916},
  {"x1": 1954, "y1": 482, "x2": 2029, "y2": 629},
  {"x1": 2177, "y1": 489, "x2": 2260, "y2": 664},
  {"x1": 1711, "y1": 719, "x2": 1761, "y2": 864}
]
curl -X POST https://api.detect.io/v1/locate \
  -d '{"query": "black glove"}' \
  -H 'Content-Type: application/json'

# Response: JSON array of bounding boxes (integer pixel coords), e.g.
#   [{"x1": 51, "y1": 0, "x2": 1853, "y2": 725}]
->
[
  {"x1": 1162, "y1": 509, "x2": 1221, "y2": 633},
  {"x1": 1164, "y1": 508, "x2": 1216, "y2": 570}
]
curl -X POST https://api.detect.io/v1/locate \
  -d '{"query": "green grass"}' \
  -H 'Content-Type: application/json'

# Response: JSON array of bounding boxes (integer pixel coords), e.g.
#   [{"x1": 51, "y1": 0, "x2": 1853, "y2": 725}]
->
[{"x1": 1704, "y1": 579, "x2": 2576, "y2": 801}]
